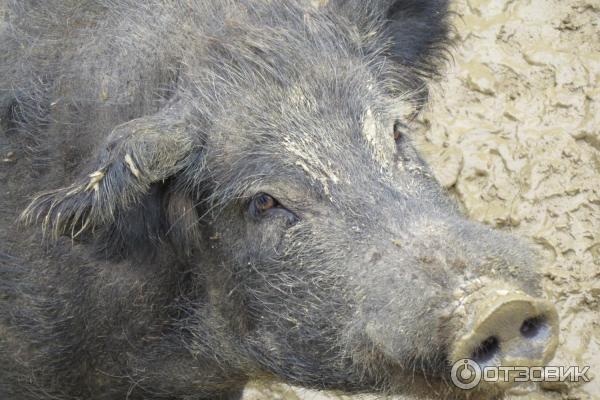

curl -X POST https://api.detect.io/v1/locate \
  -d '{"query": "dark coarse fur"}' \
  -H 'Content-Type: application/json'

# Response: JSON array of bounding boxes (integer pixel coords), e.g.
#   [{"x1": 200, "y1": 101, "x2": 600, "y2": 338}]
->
[{"x1": 1, "y1": 1, "x2": 542, "y2": 399}]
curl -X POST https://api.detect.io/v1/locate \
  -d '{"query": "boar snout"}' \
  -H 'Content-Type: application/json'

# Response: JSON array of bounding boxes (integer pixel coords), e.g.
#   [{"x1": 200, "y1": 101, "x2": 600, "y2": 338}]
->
[
  {"x1": 360, "y1": 226, "x2": 559, "y2": 395},
  {"x1": 450, "y1": 283, "x2": 559, "y2": 392}
]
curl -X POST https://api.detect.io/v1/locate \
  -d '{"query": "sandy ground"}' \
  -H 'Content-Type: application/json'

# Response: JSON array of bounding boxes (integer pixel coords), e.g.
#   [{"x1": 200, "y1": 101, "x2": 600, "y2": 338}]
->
[{"x1": 244, "y1": 0, "x2": 600, "y2": 399}]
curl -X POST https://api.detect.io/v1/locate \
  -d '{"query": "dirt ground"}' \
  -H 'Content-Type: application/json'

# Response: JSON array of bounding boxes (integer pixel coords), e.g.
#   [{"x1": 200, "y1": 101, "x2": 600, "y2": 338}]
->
[{"x1": 244, "y1": 0, "x2": 600, "y2": 399}]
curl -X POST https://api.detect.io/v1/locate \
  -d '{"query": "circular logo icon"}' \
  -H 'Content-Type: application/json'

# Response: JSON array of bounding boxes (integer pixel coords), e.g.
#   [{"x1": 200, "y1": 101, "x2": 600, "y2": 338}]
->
[{"x1": 451, "y1": 358, "x2": 482, "y2": 390}]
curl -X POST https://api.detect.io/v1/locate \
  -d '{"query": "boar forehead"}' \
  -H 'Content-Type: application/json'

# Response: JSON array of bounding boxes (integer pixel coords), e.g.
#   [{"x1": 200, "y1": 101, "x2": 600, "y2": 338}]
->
[
  {"x1": 181, "y1": 2, "x2": 421, "y2": 200},
  {"x1": 205, "y1": 75, "x2": 412, "y2": 201}
]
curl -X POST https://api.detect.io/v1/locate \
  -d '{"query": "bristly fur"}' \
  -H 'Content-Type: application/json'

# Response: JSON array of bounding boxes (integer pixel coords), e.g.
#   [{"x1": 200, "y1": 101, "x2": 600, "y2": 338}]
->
[
  {"x1": 1, "y1": 1, "x2": 542, "y2": 400},
  {"x1": 11, "y1": 0, "x2": 450, "y2": 254}
]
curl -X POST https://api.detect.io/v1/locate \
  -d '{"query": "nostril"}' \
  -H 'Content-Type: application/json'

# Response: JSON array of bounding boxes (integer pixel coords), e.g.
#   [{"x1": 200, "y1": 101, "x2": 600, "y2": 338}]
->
[
  {"x1": 520, "y1": 316, "x2": 546, "y2": 339},
  {"x1": 471, "y1": 336, "x2": 500, "y2": 364},
  {"x1": 450, "y1": 286, "x2": 560, "y2": 383}
]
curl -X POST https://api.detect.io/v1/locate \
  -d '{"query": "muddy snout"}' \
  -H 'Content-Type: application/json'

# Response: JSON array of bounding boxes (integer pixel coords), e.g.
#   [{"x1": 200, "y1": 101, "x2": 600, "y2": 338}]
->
[{"x1": 450, "y1": 283, "x2": 559, "y2": 391}]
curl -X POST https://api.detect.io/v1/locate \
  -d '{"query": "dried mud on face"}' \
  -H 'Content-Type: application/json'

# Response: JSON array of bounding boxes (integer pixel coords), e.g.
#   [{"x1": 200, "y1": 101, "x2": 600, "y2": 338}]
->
[{"x1": 245, "y1": 0, "x2": 600, "y2": 399}]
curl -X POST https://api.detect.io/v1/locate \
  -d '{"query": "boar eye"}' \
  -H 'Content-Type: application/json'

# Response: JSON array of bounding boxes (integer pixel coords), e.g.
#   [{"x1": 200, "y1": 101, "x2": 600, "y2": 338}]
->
[
  {"x1": 254, "y1": 193, "x2": 277, "y2": 212},
  {"x1": 249, "y1": 193, "x2": 298, "y2": 225}
]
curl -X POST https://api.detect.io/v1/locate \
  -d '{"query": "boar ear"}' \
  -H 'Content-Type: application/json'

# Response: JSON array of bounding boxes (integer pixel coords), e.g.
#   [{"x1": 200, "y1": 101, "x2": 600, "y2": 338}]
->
[
  {"x1": 331, "y1": 0, "x2": 450, "y2": 69},
  {"x1": 21, "y1": 104, "x2": 197, "y2": 241},
  {"x1": 329, "y1": 0, "x2": 450, "y2": 96},
  {"x1": 382, "y1": 0, "x2": 450, "y2": 75}
]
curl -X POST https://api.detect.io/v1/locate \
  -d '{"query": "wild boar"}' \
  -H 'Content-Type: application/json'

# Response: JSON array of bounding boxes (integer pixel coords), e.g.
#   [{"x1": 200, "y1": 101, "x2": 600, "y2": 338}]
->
[{"x1": 0, "y1": 1, "x2": 558, "y2": 399}]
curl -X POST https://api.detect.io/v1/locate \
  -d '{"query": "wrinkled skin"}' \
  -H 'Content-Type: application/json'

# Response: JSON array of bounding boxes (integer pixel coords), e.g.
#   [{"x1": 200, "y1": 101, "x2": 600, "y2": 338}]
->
[{"x1": 0, "y1": 1, "x2": 544, "y2": 399}]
